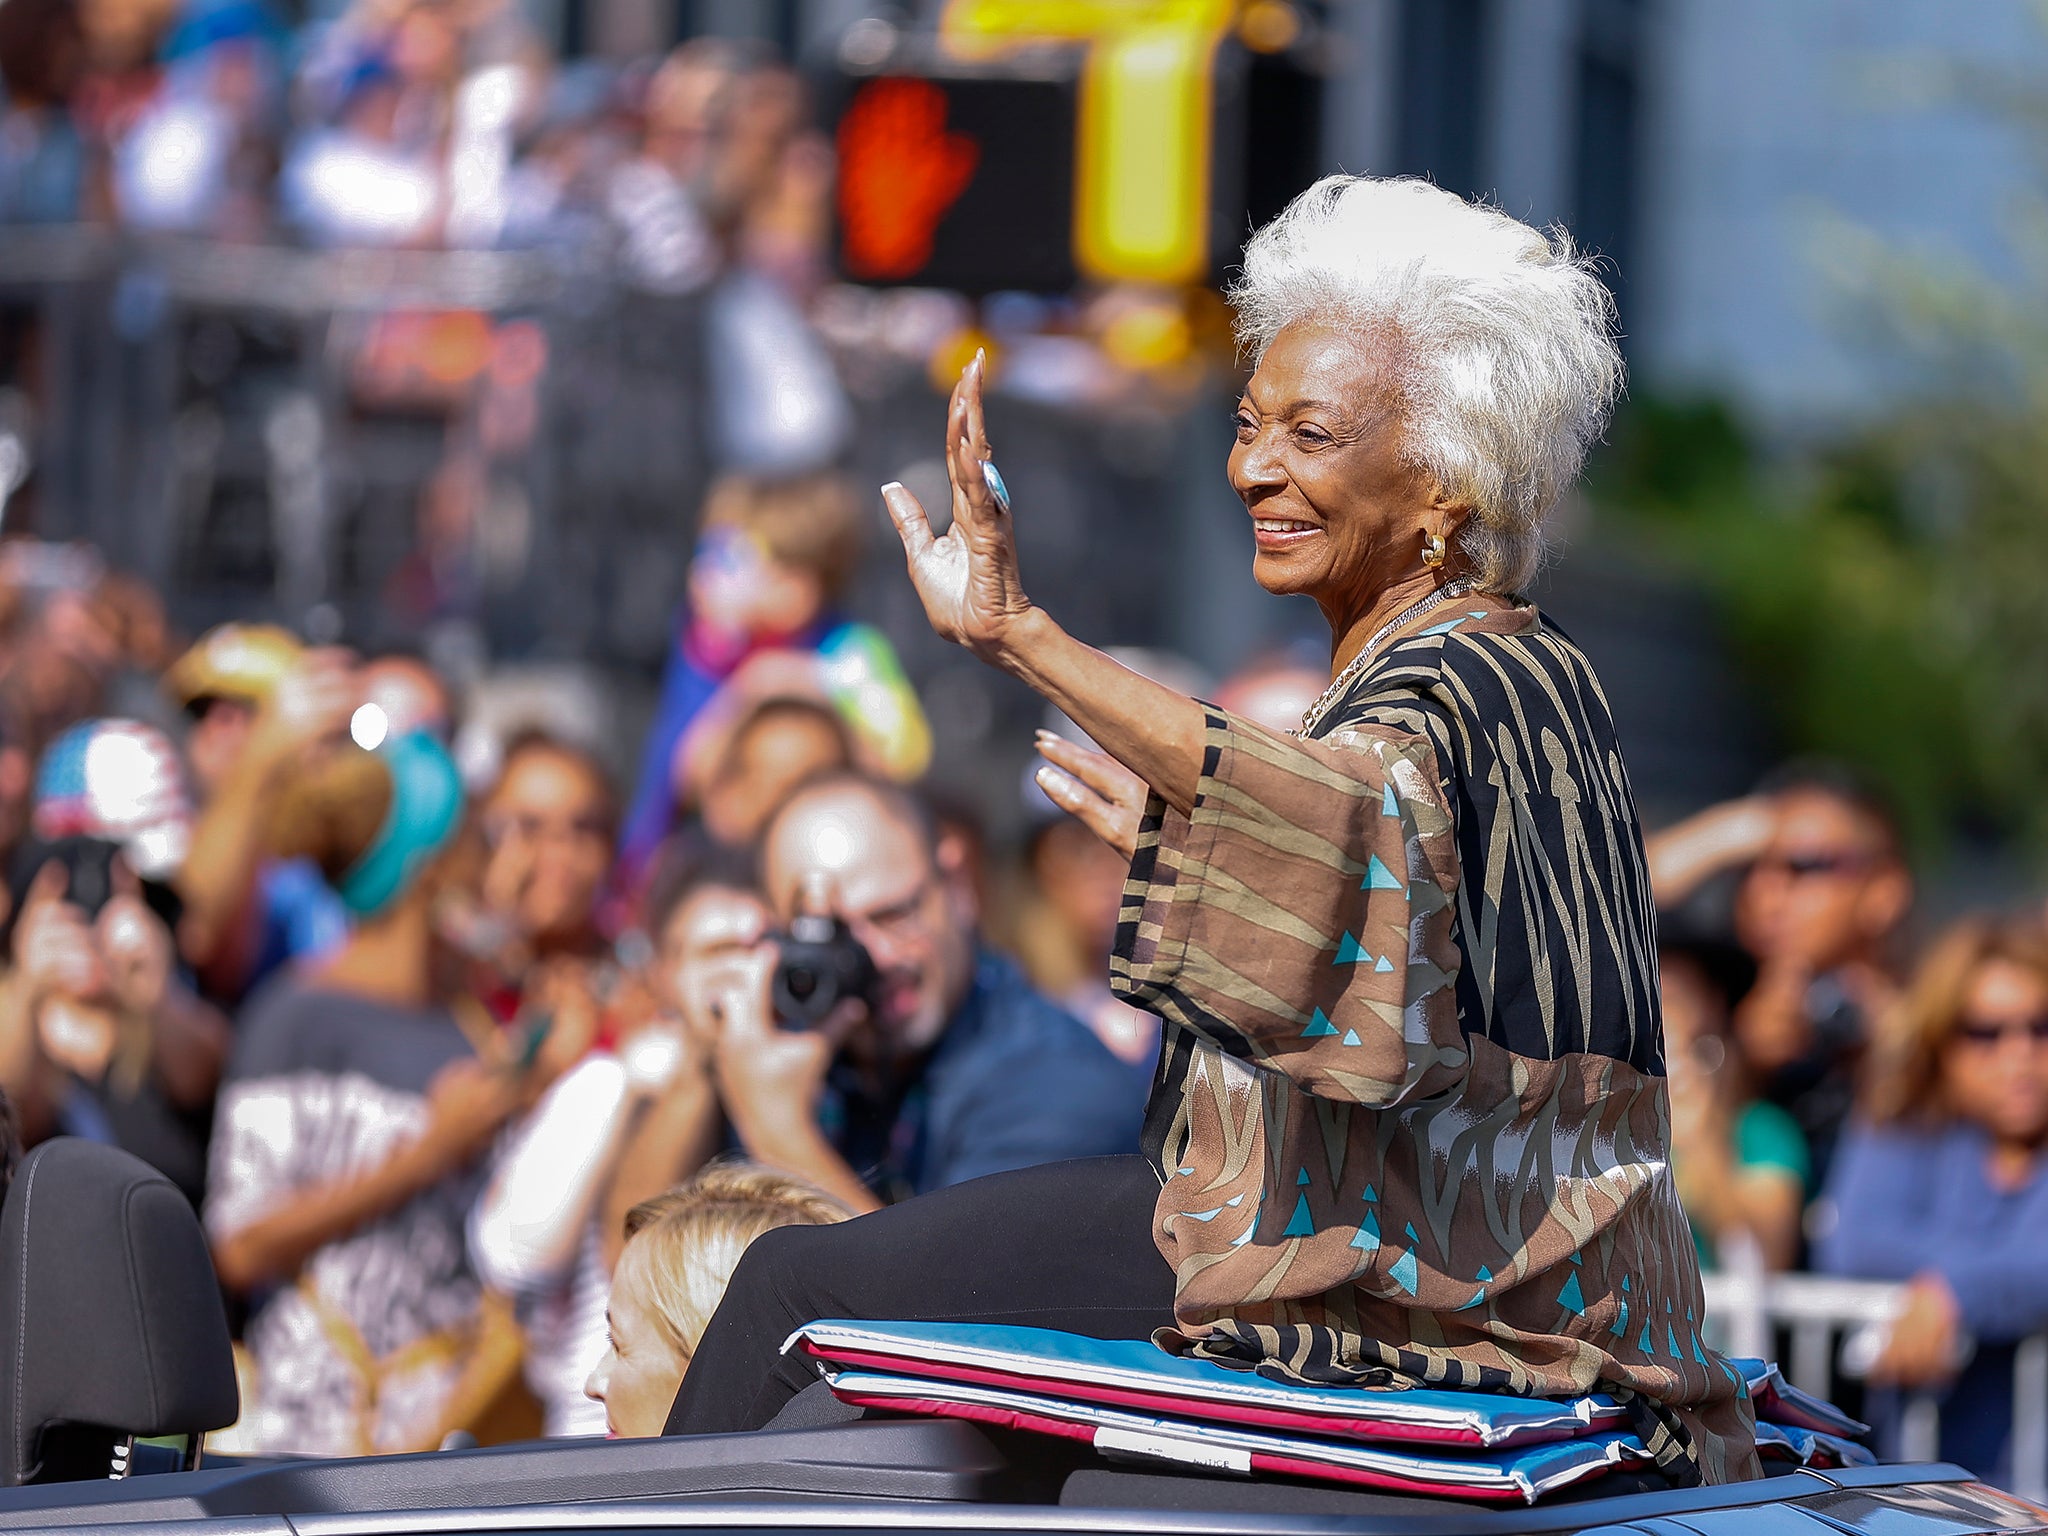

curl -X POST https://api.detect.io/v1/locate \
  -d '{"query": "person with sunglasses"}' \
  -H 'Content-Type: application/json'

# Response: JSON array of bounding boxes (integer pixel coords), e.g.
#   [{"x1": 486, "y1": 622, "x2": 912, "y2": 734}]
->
[
  {"x1": 1815, "y1": 917, "x2": 2048, "y2": 1486},
  {"x1": 1648, "y1": 763, "x2": 1913, "y2": 1191}
]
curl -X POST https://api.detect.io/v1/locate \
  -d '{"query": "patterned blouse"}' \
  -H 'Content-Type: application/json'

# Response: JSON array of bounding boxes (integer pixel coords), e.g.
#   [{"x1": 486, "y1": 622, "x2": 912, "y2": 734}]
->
[{"x1": 1111, "y1": 597, "x2": 1760, "y2": 1486}]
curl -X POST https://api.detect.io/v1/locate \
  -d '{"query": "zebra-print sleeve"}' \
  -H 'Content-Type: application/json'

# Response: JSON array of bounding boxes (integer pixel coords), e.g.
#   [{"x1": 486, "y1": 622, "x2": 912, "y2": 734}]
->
[{"x1": 1110, "y1": 706, "x2": 1466, "y2": 1109}]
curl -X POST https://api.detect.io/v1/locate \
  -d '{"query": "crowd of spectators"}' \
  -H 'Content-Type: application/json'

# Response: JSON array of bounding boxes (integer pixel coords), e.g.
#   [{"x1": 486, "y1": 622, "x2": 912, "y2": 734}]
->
[
  {"x1": 0, "y1": 466, "x2": 2037, "y2": 1484},
  {"x1": 0, "y1": 453, "x2": 1170, "y2": 1457},
  {"x1": 0, "y1": 0, "x2": 2045, "y2": 1490},
  {"x1": 1648, "y1": 774, "x2": 2048, "y2": 1485},
  {"x1": 0, "y1": 0, "x2": 827, "y2": 273}
]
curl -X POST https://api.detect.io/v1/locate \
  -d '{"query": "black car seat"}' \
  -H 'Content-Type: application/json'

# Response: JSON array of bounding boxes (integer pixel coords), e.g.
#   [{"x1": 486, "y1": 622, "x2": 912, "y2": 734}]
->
[{"x1": 0, "y1": 1139, "x2": 238, "y2": 1484}]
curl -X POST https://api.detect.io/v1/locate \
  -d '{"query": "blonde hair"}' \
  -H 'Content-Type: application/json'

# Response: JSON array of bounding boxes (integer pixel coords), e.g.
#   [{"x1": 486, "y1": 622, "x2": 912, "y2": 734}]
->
[
  {"x1": 1227, "y1": 175, "x2": 1623, "y2": 593},
  {"x1": 619, "y1": 1162, "x2": 852, "y2": 1362},
  {"x1": 1863, "y1": 916, "x2": 2048, "y2": 1127},
  {"x1": 702, "y1": 473, "x2": 865, "y2": 598}
]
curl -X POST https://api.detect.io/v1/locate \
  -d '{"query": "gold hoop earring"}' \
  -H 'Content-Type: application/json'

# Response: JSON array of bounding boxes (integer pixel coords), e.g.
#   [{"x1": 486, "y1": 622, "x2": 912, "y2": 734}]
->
[{"x1": 1422, "y1": 532, "x2": 1447, "y2": 569}]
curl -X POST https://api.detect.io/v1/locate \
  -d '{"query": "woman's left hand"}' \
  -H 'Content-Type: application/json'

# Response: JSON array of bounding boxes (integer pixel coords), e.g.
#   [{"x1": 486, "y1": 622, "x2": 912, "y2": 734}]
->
[
  {"x1": 882, "y1": 352, "x2": 1036, "y2": 664},
  {"x1": 1034, "y1": 732, "x2": 1148, "y2": 859}
]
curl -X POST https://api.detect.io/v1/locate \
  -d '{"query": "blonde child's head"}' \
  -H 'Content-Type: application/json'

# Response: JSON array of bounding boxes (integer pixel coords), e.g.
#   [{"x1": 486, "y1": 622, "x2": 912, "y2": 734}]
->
[{"x1": 584, "y1": 1162, "x2": 851, "y2": 1437}]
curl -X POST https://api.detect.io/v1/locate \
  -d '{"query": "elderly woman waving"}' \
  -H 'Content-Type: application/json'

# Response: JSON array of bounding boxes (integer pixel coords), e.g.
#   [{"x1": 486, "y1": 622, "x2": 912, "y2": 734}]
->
[{"x1": 664, "y1": 177, "x2": 1758, "y2": 1487}]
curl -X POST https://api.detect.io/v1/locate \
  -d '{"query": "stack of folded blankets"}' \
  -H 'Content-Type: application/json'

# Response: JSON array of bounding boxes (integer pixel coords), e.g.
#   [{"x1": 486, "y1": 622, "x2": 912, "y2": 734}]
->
[{"x1": 784, "y1": 1320, "x2": 1872, "y2": 1505}]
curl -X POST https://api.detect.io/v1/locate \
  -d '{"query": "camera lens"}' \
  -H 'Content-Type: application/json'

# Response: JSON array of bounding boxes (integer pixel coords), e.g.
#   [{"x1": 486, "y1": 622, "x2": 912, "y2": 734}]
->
[{"x1": 771, "y1": 916, "x2": 878, "y2": 1030}]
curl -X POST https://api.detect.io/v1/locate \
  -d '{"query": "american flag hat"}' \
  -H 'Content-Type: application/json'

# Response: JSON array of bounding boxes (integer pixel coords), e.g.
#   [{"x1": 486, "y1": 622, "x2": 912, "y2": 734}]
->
[{"x1": 32, "y1": 720, "x2": 194, "y2": 882}]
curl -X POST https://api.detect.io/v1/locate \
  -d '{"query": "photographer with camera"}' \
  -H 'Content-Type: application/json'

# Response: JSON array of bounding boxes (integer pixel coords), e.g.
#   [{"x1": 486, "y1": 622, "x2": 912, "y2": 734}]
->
[
  {"x1": 700, "y1": 771, "x2": 1146, "y2": 1217},
  {"x1": 0, "y1": 719, "x2": 229, "y2": 1207},
  {"x1": 3, "y1": 856, "x2": 227, "y2": 1207}
]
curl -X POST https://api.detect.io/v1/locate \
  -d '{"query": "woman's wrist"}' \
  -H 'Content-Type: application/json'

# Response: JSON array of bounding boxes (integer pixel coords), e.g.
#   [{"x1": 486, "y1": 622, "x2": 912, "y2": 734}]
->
[
  {"x1": 986, "y1": 605, "x2": 1065, "y2": 683},
  {"x1": 732, "y1": 1107, "x2": 835, "y2": 1175}
]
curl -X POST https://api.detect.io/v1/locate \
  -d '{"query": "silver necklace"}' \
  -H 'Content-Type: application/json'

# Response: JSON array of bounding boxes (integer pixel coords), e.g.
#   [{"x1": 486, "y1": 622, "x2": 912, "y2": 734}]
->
[{"x1": 1296, "y1": 579, "x2": 1475, "y2": 737}]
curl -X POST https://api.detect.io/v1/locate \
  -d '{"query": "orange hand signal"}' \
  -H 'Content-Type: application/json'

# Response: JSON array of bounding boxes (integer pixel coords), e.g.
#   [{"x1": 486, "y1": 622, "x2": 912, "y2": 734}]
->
[{"x1": 838, "y1": 77, "x2": 981, "y2": 282}]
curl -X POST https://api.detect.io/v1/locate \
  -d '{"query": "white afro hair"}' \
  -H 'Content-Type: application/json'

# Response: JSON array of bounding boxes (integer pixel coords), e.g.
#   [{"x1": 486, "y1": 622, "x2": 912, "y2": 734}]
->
[{"x1": 1227, "y1": 176, "x2": 1623, "y2": 593}]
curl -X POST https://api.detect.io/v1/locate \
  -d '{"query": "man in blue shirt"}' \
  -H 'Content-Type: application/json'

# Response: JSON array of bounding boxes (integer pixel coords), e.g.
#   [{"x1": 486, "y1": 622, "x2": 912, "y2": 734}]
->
[{"x1": 702, "y1": 771, "x2": 1145, "y2": 1213}]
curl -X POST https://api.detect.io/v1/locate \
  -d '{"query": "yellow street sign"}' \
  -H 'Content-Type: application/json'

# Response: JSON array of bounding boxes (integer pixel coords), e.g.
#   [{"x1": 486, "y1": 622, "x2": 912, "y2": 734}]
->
[{"x1": 940, "y1": 0, "x2": 1234, "y2": 284}]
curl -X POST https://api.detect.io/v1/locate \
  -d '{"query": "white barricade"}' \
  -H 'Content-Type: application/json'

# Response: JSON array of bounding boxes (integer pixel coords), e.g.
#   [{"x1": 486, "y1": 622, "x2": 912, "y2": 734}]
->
[{"x1": 1701, "y1": 1261, "x2": 2048, "y2": 1501}]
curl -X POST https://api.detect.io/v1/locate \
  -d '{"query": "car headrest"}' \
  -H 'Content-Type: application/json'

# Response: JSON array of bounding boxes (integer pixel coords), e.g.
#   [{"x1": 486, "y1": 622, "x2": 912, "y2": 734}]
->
[{"x1": 0, "y1": 1139, "x2": 238, "y2": 1484}]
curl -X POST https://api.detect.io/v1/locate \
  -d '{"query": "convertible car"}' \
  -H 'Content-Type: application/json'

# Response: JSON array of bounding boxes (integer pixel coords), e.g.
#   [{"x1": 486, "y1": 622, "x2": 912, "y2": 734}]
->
[{"x1": 2, "y1": 1140, "x2": 2042, "y2": 1536}]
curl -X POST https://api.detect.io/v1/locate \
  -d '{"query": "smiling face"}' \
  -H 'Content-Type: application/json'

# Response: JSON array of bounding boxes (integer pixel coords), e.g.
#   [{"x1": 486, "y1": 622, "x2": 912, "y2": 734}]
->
[
  {"x1": 479, "y1": 746, "x2": 614, "y2": 949},
  {"x1": 1228, "y1": 321, "x2": 1456, "y2": 626}
]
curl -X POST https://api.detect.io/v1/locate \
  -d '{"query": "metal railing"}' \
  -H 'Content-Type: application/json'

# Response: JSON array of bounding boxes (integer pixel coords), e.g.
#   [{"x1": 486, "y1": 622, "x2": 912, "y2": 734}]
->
[
  {"x1": 0, "y1": 228, "x2": 710, "y2": 665},
  {"x1": 1702, "y1": 1260, "x2": 2048, "y2": 1500}
]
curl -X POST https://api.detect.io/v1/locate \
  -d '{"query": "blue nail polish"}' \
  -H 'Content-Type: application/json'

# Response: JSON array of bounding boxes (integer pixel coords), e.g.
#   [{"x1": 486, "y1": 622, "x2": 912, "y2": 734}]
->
[{"x1": 980, "y1": 459, "x2": 1012, "y2": 515}]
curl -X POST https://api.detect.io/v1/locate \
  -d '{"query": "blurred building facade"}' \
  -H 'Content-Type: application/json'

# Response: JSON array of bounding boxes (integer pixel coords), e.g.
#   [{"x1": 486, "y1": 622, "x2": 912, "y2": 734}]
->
[{"x1": 1323, "y1": 0, "x2": 2047, "y2": 434}]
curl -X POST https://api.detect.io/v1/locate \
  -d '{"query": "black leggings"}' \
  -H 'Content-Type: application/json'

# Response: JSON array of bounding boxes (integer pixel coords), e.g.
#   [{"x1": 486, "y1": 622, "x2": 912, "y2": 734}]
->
[{"x1": 664, "y1": 1155, "x2": 1174, "y2": 1435}]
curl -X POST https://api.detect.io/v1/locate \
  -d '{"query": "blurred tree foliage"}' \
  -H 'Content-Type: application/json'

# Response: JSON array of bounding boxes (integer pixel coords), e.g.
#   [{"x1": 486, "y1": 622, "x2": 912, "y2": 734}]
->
[{"x1": 1591, "y1": 41, "x2": 2048, "y2": 861}]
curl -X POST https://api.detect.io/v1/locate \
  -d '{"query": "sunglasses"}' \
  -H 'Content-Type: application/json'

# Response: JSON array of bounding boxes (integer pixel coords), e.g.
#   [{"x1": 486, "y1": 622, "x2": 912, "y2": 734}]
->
[
  {"x1": 481, "y1": 812, "x2": 611, "y2": 847},
  {"x1": 1754, "y1": 852, "x2": 1876, "y2": 880},
  {"x1": 1954, "y1": 1015, "x2": 2048, "y2": 1049}
]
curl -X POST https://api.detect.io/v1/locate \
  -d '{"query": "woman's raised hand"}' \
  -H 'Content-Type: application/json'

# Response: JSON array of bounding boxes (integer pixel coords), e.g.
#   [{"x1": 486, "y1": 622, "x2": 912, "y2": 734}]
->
[{"x1": 882, "y1": 352, "x2": 1035, "y2": 663}]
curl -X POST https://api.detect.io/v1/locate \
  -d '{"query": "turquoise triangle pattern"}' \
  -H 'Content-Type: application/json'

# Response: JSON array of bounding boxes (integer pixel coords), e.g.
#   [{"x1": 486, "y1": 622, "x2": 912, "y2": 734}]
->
[
  {"x1": 1282, "y1": 1194, "x2": 1315, "y2": 1238},
  {"x1": 1638, "y1": 1321, "x2": 1656, "y2": 1354},
  {"x1": 1387, "y1": 1247, "x2": 1419, "y2": 1295},
  {"x1": 1381, "y1": 781, "x2": 1400, "y2": 817},
  {"x1": 1620, "y1": 1274, "x2": 1631, "y2": 1292},
  {"x1": 1341, "y1": 1029, "x2": 1362, "y2": 1046},
  {"x1": 1611, "y1": 1300, "x2": 1629, "y2": 1338},
  {"x1": 1404, "y1": 1222, "x2": 1418, "y2": 1240},
  {"x1": 1666, "y1": 1324, "x2": 1683, "y2": 1359},
  {"x1": 1229, "y1": 1222, "x2": 1255, "y2": 1248},
  {"x1": 1363, "y1": 854, "x2": 1403, "y2": 891},
  {"x1": 1456, "y1": 1268, "x2": 1493, "y2": 1312},
  {"x1": 1296, "y1": 1167, "x2": 1312, "y2": 1186},
  {"x1": 1374, "y1": 955, "x2": 1395, "y2": 973},
  {"x1": 1334, "y1": 931, "x2": 1369, "y2": 965},
  {"x1": 1691, "y1": 1333, "x2": 1709, "y2": 1366},
  {"x1": 1302, "y1": 1009, "x2": 1339, "y2": 1038},
  {"x1": 1557, "y1": 1272, "x2": 1585, "y2": 1315},
  {"x1": 1350, "y1": 1211, "x2": 1380, "y2": 1253},
  {"x1": 1362, "y1": 1185, "x2": 1378, "y2": 1202}
]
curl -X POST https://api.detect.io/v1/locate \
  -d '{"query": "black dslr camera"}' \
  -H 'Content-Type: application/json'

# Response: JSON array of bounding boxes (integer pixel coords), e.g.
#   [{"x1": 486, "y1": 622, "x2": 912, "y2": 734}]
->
[{"x1": 771, "y1": 913, "x2": 879, "y2": 1030}]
